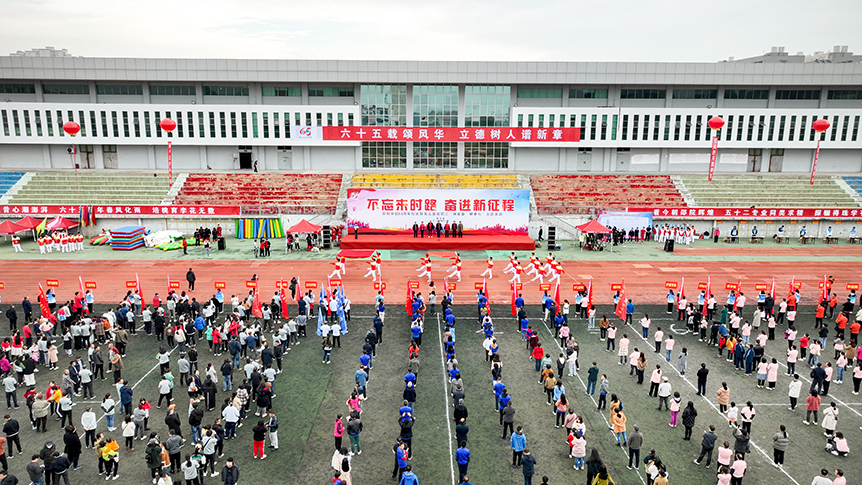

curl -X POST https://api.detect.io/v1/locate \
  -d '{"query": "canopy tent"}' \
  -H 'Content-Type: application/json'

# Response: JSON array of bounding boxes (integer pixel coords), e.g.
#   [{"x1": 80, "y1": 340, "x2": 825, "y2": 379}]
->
[
  {"x1": 15, "y1": 216, "x2": 43, "y2": 230},
  {"x1": 46, "y1": 216, "x2": 79, "y2": 231},
  {"x1": 286, "y1": 219, "x2": 322, "y2": 234},
  {"x1": 576, "y1": 219, "x2": 611, "y2": 234},
  {"x1": 0, "y1": 220, "x2": 28, "y2": 235}
]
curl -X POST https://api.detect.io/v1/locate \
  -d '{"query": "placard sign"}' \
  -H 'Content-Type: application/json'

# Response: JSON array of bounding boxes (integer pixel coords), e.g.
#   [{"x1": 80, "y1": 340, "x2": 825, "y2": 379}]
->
[
  {"x1": 847, "y1": 283, "x2": 860, "y2": 290},
  {"x1": 84, "y1": 282, "x2": 97, "y2": 289},
  {"x1": 573, "y1": 284, "x2": 586, "y2": 291},
  {"x1": 214, "y1": 282, "x2": 226, "y2": 289},
  {"x1": 474, "y1": 282, "x2": 485, "y2": 290},
  {"x1": 374, "y1": 282, "x2": 387, "y2": 290},
  {"x1": 169, "y1": 281, "x2": 180, "y2": 289},
  {"x1": 409, "y1": 281, "x2": 420, "y2": 289},
  {"x1": 725, "y1": 283, "x2": 738, "y2": 290},
  {"x1": 665, "y1": 281, "x2": 678, "y2": 289},
  {"x1": 304, "y1": 281, "x2": 318, "y2": 289},
  {"x1": 125, "y1": 281, "x2": 137, "y2": 288},
  {"x1": 246, "y1": 280, "x2": 258, "y2": 288},
  {"x1": 539, "y1": 284, "x2": 551, "y2": 291},
  {"x1": 754, "y1": 284, "x2": 768, "y2": 291},
  {"x1": 329, "y1": 279, "x2": 343, "y2": 287},
  {"x1": 447, "y1": 283, "x2": 457, "y2": 291},
  {"x1": 697, "y1": 282, "x2": 708, "y2": 290},
  {"x1": 46, "y1": 279, "x2": 59, "y2": 287},
  {"x1": 610, "y1": 284, "x2": 622, "y2": 291}
]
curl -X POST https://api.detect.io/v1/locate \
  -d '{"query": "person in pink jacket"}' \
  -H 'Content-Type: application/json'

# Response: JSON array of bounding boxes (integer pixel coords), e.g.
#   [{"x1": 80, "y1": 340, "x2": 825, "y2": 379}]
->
[
  {"x1": 333, "y1": 414, "x2": 344, "y2": 450},
  {"x1": 568, "y1": 429, "x2": 586, "y2": 469}
]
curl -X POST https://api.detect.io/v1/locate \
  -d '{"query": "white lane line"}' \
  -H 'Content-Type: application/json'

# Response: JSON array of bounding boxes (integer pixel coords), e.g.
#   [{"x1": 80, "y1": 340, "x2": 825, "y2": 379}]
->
[
  {"x1": 436, "y1": 313, "x2": 457, "y2": 485},
  {"x1": 625, "y1": 321, "x2": 800, "y2": 485},
  {"x1": 534, "y1": 318, "x2": 647, "y2": 485}
]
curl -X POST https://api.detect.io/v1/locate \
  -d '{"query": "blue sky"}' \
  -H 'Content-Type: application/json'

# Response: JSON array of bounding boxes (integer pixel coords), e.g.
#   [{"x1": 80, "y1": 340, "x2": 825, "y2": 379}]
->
[{"x1": 2, "y1": 0, "x2": 860, "y2": 61}]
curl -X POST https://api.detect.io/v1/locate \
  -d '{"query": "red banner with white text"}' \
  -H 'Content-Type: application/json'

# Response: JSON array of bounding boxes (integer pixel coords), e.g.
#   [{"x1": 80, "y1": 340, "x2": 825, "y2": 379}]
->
[{"x1": 323, "y1": 126, "x2": 580, "y2": 143}]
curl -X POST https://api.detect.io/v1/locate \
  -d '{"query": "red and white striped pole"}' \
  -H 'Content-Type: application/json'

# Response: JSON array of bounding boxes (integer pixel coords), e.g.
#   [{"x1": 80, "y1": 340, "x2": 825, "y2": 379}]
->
[
  {"x1": 160, "y1": 118, "x2": 177, "y2": 187},
  {"x1": 707, "y1": 116, "x2": 725, "y2": 181},
  {"x1": 810, "y1": 118, "x2": 831, "y2": 185}
]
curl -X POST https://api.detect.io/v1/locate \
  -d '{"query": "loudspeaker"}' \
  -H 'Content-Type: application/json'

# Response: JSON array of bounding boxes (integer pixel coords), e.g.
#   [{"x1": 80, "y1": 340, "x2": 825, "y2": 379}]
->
[
  {"x1": 547, "y1": 226, "x2": 557, "y2": 251},
  {"x1": 664, "y1": 239, "x2": 675, "y2": 252},
  {"x1": 217, "y1": 237, "x2": 226, "y2": 251},
  {"x1": 322, "y1": 225, "x2": 332, "y2": 249}
]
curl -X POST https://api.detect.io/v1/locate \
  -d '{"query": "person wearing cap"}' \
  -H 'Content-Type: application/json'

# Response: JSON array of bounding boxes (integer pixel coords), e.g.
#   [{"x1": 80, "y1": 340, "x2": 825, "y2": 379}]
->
[
  {"x1": 657, "y1": 377, "x2": 673, "y2": 411},
  {"x1": 48, "y1": 452, "x2": 70, "y2": 485}
]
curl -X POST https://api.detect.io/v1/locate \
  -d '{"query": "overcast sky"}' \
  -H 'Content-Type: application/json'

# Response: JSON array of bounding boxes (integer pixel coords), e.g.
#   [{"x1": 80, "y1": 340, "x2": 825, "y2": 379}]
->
[{"x1": 2, "y1": 0, "x2": 861, "y2": 62}]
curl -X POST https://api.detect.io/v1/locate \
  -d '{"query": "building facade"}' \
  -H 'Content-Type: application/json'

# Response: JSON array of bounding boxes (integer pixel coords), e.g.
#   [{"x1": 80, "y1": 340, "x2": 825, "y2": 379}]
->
[{"x1": 1, "y1": 56, "x2": 862, "y2": 173}]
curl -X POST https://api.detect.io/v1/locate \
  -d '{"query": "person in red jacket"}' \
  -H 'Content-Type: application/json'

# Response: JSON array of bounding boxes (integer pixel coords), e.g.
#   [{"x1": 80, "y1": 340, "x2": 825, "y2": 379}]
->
[{"x1": 532, "y1": 342, "x2": 545, "y2": 372}]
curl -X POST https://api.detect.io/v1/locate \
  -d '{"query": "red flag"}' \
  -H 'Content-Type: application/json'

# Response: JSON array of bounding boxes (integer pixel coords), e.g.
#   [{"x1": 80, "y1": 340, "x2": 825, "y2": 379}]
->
[
  {"x1": 679, "y1": 277, "x2": 685, "y2": 302},
  {"x1": 733, "y1": 276, "x2": 740, "y2": 312},
  {"x1": 702, "y1": 276, "x2": 711, "y2": 317},
  {"x1": 553, "y1": 282, "x2": 561, "y2": 313},
  {"x1": 511, "y1": 283, "x2": 516, "y2": 316},
  {"x1": 819, "y1": 275, "x2": 828, "y2": 305},
  {"x1": 587, "y1": 277, "x2": 593, "y2": 310},
  {"x1": 295, "y1": 277, "x2": 302, "y2": 303},
  {"x1": 37, "y1": 284, "x2": 55, "y2": 322},
  {"x1": 136, "y1": 273, "x2": 144, "y2": 306},
  {"x1": 614, "y1": 279, "x2": 626, "y2": 321},
  {"x1": 78, "y1": 276, "x2": 89, "y2": 315},
  {"x1": 252, "y1": 285, "x2": 262, "y2": 318},
  {"x1": 484, "y1": 278, "x2": 490, "y2": 312},
  {"x1": 788, "y1": 277, "x2": 796, "y2": 298},
  {"x1": 280, "y1": 279, "x2": 289, "y2": 318},
  {"x1": 770, "y1": 277, "x2": 775, "y2": 300}
]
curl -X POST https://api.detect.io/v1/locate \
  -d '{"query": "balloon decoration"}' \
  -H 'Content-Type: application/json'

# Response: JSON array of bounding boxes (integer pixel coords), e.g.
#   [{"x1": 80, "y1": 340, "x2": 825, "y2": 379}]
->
[
  {"x1": 810, "y1": 118, "x2": 831, "y2": 185},
  {"x1": 160, "y1": 118, "x2": 176, "y2": 187}
]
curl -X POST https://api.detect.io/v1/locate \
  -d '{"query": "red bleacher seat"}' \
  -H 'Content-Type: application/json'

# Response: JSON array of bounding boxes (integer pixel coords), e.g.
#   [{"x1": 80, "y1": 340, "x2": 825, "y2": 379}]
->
[{"x1": 530, "y1": 174, "x2": 686, "y2": 215}]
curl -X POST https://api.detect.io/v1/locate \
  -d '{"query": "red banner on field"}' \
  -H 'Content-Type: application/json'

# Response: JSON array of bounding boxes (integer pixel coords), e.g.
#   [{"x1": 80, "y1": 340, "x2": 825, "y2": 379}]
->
[
  {"x1": 214, "y1": 281, "x2": 226, "y2": 289},
  {"x1": 323, "y1": 126, "x2": 581, "y2": 143},
  {"x1": 0, "y1": 282, "x2": 5, "y2": 289},
  {"x1": 474, "y1": 282, "x2": 485, "y2": 290},
  {"x1": 374, "y1": 282, "x2": 387, "y2": 290},
  {"x1": 793, "y1": 282, "x2": 803, "y2": 289},
  {"x1": 83, "y1": 281, "x2": 97, "y2": 289},
  {"x1": 124, "y1": 280, "x2": 136, "y2": 288},
  {"x1": 513, "y1": 283, "x2": 523, "y2": 291},
  {"x1": 330, "y1": 279, "x2": 343, "y2": 287},
  {"x1": 447, "y1": 283, "x2": 457, "y2": 291},
  {"x1": 409, "y1": 281, "x2": 420, "y2": 289},
  {"x1": 246, "y1": 280, "x2": 258, "y2": 288},
  {"x1": 304, "y1": 281, "x2": 318, "y2": 289},
  {"x1": 168, "y1": 281, "x2": 180, "y2": 289},
  {"x1": 627, "y1": 207, "x2": 862, "y2": 219},
  {"x1": 754, "y1": 284, "x2": 768, "y2": 291},
  {"x1": 539, "y1": 284, "x2": 551, "y2": 291},
  {"x1": 848, "y1": 283, "x2": 860, "y2": 290},
  {"x1": 665, "y1": 281, "x2": 678, "y2": 289},
  {"x1": 725, "y1": 283, "x2": 738, "y2": 290},
  {"x1": 46, "y1": 279, "x2": 59, "y2": 287},
  {"x1": 0, "y1": 204, "x2": 241, "y2": 217},
  {"x1": 697, "y1": 282, "x2": 708, "y2": 290},
  {"x1": 573, "y1": 284, "x2": 586, "y2": 291},
  {"x1": 610, "y1": 284, "x2": 622, "y2": 291}
]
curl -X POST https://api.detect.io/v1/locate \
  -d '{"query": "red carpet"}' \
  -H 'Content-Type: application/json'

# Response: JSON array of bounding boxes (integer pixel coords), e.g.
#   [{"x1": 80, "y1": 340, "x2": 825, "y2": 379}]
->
[{"x1": 340, "y1": 233, "x2": 536, "y2": 251}]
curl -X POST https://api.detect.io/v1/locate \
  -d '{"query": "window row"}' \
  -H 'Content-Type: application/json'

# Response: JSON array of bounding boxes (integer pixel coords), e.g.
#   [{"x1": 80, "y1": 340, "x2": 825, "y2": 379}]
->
[{"x1": 360, "y1": 141, "x2": 509, "y2": 169}]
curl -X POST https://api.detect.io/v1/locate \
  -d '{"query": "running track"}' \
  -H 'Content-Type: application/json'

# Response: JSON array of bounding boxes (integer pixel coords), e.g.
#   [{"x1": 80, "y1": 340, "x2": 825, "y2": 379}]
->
[{"x1": 4, "y1": 259, "x2": 861, "y2": 306}]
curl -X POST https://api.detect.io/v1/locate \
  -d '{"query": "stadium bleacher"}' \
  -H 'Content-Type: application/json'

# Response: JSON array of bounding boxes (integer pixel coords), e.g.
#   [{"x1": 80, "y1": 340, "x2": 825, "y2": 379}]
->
[
  {"x1": 844, "y1": 176, "x2": 862, "y2": 199},
  {"x1": 173, "y1": 173, "x2": 342, "y2": 214},
  {"x1": 351, "y1": 173, "x2": 520, "y2": 189},
  {"x1": 7, "y1": 172, "x2": 170, "y2": 205},
  {"x1": 681, "y1": 175, "x2": 861, "y2": 208},
  {"x1": 530, "y1": 174, "x2": 685, "y2": 214},
  {"x1": 0, "y1": 172, "x2": 25, "y2": 198}
]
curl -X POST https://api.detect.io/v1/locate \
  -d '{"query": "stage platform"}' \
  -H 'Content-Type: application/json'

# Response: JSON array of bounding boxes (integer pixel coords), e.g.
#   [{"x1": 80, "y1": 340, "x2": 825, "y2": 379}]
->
[{"x1": 340, "y1": 233, "x2": 536, "y2": 251}]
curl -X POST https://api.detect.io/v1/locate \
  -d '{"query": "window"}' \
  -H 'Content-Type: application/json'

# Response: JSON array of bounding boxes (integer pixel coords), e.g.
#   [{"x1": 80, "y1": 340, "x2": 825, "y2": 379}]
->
[
  {"x1": 517, "y1": 88, "x2": 562, "y2": 99},
  {"x1": 96, "y1": 85, "x2": 143, "y2": 96},
  {"x1": 465, "y1": 85, "x2": 510, "y2": 127},
  {"x1": 827, "y1": 90, "x2": 862, "y2": 100},
  {"x1": 262, "y1": 86, "x2": 300, "y2": 97},
  {"x1": 202, "y1": 86, "x2": 249, "y2": 96},
  {"x1": 308, "y1": 86, "x2": 354, "y2": 97},
  {"x1": 413, "y1": 142, "x2": 458, "y2": 169},
  {"x1": 149, "y1": 85, "x2": 196, "y2": 96},
  {"x1": 361, "y1": 85, "x2": 407, "y2": 126},
  {"x1": 723, "y1": 89, "x2": 769, "y2": 100},
  {"x1": 102, "y1": 145, "x2": 117, "y2": 153},
  {"x1": 620, "y1": 89, "x2": 665, "y2": 99},
  {"x1": 569, "y1": 88, "x2": 608, "y2": 99},
  {"x1": 464, "y1": 142, "x2": 509, "y2": 169},
  {"x1": 361, "y1": 141, "x2": 407, "y2": 169},
  {"x1": 42, "y1": 84, "x2": 89, "y2": 95},
  {"x1": 775, "y1": 90, "x2": 820, "y2": 100},
  {"x1": 413, "y1": 85, "x2": 458, "y2": 127},
  {"x1": 673, "y1": 89, "x2": 717, "y2": 99},
  {"x1": 0, "y1": 84, "x2": 35, "y2": 94}
]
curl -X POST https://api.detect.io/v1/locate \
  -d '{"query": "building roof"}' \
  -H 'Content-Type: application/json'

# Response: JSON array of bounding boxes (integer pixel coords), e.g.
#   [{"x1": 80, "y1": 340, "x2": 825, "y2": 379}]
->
[{"x1": 2, "y1": 56, "x2": 862, "y2": 86}]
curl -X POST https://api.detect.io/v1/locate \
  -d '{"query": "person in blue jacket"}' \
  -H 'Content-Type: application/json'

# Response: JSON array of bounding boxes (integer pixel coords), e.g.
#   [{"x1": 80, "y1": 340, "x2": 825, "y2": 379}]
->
[{"x1": 455, "y1": 441, "x2": 470, "y2": 481}]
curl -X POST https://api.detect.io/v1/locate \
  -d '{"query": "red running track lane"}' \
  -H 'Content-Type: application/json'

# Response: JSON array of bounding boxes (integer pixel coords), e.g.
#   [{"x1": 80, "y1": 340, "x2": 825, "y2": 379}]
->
[{"x1": 2, "y1": 259, "x2": 861, "y2": 307}]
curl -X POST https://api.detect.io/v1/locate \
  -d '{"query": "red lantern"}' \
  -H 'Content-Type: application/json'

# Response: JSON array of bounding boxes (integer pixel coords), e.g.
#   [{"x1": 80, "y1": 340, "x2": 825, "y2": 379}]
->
[
  {"x1": 812, "y1": 118, "x2": 830, "y2": 133},
  {"x1": 160, "y1": 118, "x2": 177, "y2": 132},
  {"x1": 62, "y1": 122, "x2": 80, "y2": 136},
  {"x1": 707, "y1": 116, "x2": 725, "y2": 130}
]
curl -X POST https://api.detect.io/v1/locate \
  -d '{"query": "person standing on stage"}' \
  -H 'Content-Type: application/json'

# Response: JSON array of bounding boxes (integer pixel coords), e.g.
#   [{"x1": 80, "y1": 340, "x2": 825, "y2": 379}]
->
[
  {"x1": 481, "y1": 258, "x2": 494, "y2": 279},
  {"x1": 458, "y1": 222, "x2": 464, "y2": 237},
  {"x1": 436, "y1": 222, "x2": 443, "y2": 238},
  {"x1": 419, "y1": 223, "x2": 425, "y2": 238},
  {"x1": 413, "y1": 222, "x2": 419, "y2": 238},
  {"x1": 426, "y1": 221, "x2": 434, "y2": 238},
  {"x1": 444, "y1": 222, "x2": 451, "y2": 238}
]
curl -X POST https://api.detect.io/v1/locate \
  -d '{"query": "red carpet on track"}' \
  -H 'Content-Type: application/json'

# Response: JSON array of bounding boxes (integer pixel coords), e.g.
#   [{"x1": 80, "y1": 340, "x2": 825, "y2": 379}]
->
[{"x1": 340, "y1": 233, "x2": 536, "y2": 251}]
